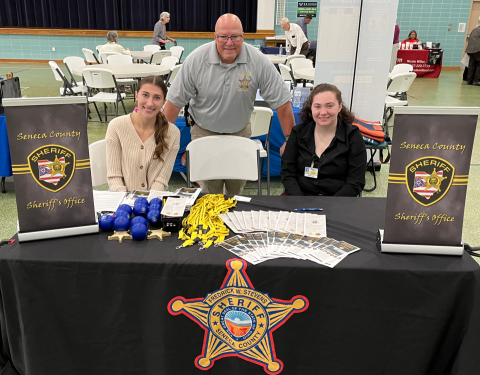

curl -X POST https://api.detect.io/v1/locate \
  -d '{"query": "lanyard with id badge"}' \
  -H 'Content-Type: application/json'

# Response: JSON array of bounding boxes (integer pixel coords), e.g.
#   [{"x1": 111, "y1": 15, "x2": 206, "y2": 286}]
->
[{"x1": 304, "y1": 156, "x2": 319, "y2": 179}]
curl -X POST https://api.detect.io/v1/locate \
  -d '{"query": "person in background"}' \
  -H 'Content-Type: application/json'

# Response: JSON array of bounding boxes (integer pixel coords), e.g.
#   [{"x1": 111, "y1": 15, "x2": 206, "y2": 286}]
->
[
  {"x1": 163, "y1": 14, "x2": 295, "y2": 195},
  {"x1": 106, "y1": 76, "x2": 180, "y2": 192},
  {"x1": 281, "y1": 83, "x2": 366, "y2": 197},
  {"x1": 402, "y1": 30, "x2": 420, "y2": 45},
  {"x1": 390, "y1": 23, "x2": 400, "y2": 72},
  {"x1": 465, "y1": 24, "x2": 480, "y2": 85},
  {"x1": 98, "y1": 31, "x2": 131, "y2": 55},
  {"x1": 281, "y1": 17, "x2": 309, "y2": 56},
  {"x1": 152, "y1": 12, "x2": 176, "y2": 50},
  {"x1": 296, "y1": 13, "x2": 312, "y2": 41}
]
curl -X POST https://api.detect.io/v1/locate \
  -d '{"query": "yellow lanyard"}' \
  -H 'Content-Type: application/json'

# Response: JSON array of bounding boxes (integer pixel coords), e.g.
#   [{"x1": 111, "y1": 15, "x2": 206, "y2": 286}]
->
[{"x1": 177, "y1": 194, "x2": 237, "y2": 249}]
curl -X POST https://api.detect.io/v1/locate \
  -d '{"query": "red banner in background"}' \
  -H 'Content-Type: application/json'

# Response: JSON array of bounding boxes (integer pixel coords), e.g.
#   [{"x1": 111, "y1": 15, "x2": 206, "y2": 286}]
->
[{"x1": 396, "y1": 50, "x2": 442, "y2": 78}]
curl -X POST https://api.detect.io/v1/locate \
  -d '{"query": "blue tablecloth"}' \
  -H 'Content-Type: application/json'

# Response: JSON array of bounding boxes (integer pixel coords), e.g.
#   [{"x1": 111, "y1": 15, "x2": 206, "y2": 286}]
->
[
  {"x1": 0, "y1": 115, "x2": 12, "y2": 177},
  {"x1": 173, "y1": 105, "x2": 301, "y2": 177},
  {"x1": 260, "y1": 46, "x2": 288, "y2": 55}
]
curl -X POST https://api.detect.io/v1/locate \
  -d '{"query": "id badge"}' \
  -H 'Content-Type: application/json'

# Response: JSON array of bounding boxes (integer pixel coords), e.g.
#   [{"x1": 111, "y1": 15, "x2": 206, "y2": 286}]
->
[{"x1": 304, "y1": 167, "x2": 318, "y2": 179}]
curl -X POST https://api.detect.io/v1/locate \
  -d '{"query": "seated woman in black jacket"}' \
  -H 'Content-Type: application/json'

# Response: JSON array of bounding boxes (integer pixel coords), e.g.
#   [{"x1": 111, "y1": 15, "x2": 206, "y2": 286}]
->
[{"x1": 281, "y1": 83, "x2": 366, "y2": 196}]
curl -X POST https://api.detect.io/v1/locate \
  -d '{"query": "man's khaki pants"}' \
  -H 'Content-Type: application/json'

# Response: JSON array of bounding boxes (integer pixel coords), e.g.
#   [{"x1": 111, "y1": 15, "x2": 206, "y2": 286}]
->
[{"x1": 190, "y1": 123, "x2": 252, "y2": 195}]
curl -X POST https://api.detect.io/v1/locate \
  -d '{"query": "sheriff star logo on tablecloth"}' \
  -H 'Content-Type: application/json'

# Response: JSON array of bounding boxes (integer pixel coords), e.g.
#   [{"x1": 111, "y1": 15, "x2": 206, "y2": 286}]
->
[{"x1": 168, "y1": 259, "x2": 309, "y2": 374}]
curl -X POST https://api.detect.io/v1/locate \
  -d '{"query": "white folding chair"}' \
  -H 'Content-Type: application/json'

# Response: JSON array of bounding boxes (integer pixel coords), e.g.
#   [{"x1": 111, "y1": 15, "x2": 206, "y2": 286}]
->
[
  {"x1": 82, "y1": 67, "x2": 127, "y2": 122},
  {"x1": 99, "y1": 51, "x2": 121, "y2": 64},
  {"x1": 88, "y1": 140, "x2": 107, "y2": 186},
  {"x1": 384, "y1": 72, "x2": 417, "y2": 132},
  {"x1": 387, "y1": 64, "x2": 414, "y2": 97},
  {"x1": 160, "y1": 56, "x2": 179, "y2": 69},
  {"x1": 82, "y1": 48, "x2": 100, "y2": 64},
  {"x1": 170, "y1": 46, "x2": 184, "y2": 62},
  {"x1": 279, "y1": 63, "x2": 296, "y2": 87},
  {"x1": 186, "y1": 136, "x2": 262, "y2": 195},
  {"x1": 166, "y1": 64, "x2": 182, "y2": 87},
  {"x1": 49, "y1": 61, "x2": 87, "y2": 96},
  {"x1": 389, "y1": 63, "x2": 413, "y2": 79},
  {"x1": 285, "y1": 54, "x2": 305, "y2": 67},
  {"x1": 250, "y1": 107, "x2": 274, "y2": 195},
  {"x1": 150, "y1": 50, "x2": 172, "y2": 65},
  {"x1": 96, "y1": 45, "x2": 103, "y2": 54},
  {"x1": 63, "y1": 56, "x2": 88, "y2": 92},
  {"x1": 144, "y1": 45, "x2": 161, "y2": 52},
  {"x1": 105, "y1": 54, "x2": 138, "y2": 96},
  {"x1": 290, "y1": 58, "x2": 314, "y2": 87}
]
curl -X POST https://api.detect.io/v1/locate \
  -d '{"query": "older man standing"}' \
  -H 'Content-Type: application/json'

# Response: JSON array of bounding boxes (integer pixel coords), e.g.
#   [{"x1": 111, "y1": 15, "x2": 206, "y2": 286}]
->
[
  {"x1": 163, "y1": 13, "x2": 295, "y2": 195},
  {"x1": 151, "y1": 12, "x2": 176, "y2": 50},
  {"x1": 281, "y1": 18, "x2": 309, "y2": 57}
]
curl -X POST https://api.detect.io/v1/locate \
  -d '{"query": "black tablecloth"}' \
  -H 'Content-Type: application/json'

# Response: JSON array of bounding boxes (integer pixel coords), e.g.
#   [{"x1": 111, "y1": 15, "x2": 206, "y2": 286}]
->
[{"x1": 0, "y1": 196, "x2": 479, "y2": 375}]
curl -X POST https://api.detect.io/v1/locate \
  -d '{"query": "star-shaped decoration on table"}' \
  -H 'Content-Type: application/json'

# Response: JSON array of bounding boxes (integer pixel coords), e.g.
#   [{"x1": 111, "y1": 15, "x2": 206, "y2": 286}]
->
[
  {"x1": 168, "y1": 259, "x2": 309, "y2": 374},
  {"x1": 108, "y1": 230, "x2": 132, "y2": 243},
  {"x1": 147, "y1": 228, "x2": 171, "y2": 241}
]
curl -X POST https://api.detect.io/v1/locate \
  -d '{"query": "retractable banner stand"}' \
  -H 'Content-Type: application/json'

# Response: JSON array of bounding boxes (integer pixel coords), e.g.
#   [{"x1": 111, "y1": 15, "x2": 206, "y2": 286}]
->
[
  {"x1": 379, "y1": 106, "x2": 479, "y2": 255},
  {"x1": 4, "y1": 97, "x2": 97, "y2": 242}
]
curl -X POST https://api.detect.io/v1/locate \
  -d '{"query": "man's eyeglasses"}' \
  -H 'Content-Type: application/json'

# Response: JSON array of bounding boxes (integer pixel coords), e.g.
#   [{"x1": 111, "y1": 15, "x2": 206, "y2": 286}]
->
[{"x1": 216, "y1": 34, "x2": 243, "y2": 43}]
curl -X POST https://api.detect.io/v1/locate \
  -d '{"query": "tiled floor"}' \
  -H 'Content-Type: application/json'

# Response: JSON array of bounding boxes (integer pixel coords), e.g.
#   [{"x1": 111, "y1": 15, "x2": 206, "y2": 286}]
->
[{"x1": 0, "y1": 63, "x2": 479, "y2": 263}]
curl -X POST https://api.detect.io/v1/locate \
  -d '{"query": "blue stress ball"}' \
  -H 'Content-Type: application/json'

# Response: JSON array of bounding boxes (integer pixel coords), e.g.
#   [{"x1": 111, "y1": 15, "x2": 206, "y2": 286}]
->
[
  {"x1": 117, "y1": 204, "x2": 133, "y2": 216},
  {"x1": 131, "y1": 216, "x2": 148, "y2": 227},
  {"x1": 134, "y1": 197, "x2": 148, "y2": 207},
  {"x1": 147, "y1": 209, "x2": 161, "y2": 225},
  {"x1": 133, "y1": 204, "x2": 148, "y2": 217},
  {"x1": 99, "y1": 214, "x2": 114, "y2": 230},
  {"x1": 149, "y1": 203, "x2": 161, "y2": 212},
  {"x1": 149, "y1": 198, "x2": 161, "y2": 207},
  {"x1": 113, "y1": 216, "x2": 130, "y2": 232},
  {"x1": 114, "y1": 209, "x2": 130, "y2": 219},
  {"x1": 130, "y1": 223, "x2": 148, "y2": 240}
]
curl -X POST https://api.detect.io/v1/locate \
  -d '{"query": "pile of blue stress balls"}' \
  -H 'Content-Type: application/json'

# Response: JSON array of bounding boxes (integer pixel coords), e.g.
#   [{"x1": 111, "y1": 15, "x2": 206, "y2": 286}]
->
[{"x1": 98, "y1": 197, "x2": 162, "y2": 240}]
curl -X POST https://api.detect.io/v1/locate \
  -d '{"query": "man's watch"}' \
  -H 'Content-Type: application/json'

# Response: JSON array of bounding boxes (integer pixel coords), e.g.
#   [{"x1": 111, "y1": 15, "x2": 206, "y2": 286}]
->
[{"x1": 285, "y1": 135, "x2": 290, "y2": 142}]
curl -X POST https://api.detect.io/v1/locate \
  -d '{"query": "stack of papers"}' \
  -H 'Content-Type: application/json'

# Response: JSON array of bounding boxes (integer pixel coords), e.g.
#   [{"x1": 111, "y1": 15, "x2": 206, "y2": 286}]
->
[
  {"x1": 93, "y1": 190, "x2": 127, "y2": 213},
  {"x1": 219, "y1": 210, "x2": 327, "y2": 237},
  {"x1": 173, "y1": 187, "x2": 202, "y2": 210},
  {"x1": 121, "y1": 190, "x2": 174, "y2": 207},
  {"x1": 218, "y1": 232, "x2": 360, "y2": 267}
]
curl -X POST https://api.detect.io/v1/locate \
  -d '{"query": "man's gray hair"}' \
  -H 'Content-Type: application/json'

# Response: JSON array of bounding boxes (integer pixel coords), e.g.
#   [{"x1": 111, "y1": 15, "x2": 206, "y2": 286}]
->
[
  {"x1": 160, "y1": 12, "x2": 170, "y2": 21},
  {"x1": 280, "y1": 18, "x2": 290, "y2": 26},
  {"x1": 107, "y1": 30, "x2": 118, "y2": 42}
]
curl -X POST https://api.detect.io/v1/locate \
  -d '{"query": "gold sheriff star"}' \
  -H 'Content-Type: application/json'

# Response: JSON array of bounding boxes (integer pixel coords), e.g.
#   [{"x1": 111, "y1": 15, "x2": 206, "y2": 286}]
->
[
  {"x1": 239, "y1": 75, "x2": 251, "y2": 88},
  {"x1": 168, "y1": 259, "x2": 308, "y2": 373},
  {"x1": 424, "y1": 168, "x2": 447, "y2": 192},
  {"x1": 51, "y1": 155, "x2": 69, "y2": 178},
  {"x1": 108, "y1": 230, "x2": 132, "y2": 243},
  {"x1": 147, "y1": 228, "x2": 171, "y2": 241}
]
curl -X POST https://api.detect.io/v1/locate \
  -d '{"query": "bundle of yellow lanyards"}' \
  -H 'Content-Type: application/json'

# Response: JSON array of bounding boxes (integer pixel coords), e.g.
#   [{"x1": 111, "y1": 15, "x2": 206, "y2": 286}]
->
[{"x1": 177, "y1": 194, "x2": 237, "y2": 249}]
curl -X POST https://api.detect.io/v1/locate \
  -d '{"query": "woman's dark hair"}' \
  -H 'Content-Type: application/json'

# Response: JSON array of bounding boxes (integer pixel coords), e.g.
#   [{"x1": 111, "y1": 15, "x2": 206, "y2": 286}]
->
[
  {"x1": 408, "y1": 30, "x2": 418, "y2": 40},
  {"x1": 136, "y1": 75, "x2": 170, "y2": 162},
  {"x1": 299, "y1": 83, "x2": 355, "y2": 124}
]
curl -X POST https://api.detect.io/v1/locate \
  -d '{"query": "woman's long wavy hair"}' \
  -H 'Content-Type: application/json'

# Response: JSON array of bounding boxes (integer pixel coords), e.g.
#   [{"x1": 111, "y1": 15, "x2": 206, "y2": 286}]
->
[
  {"x1": 299, "y1": 83, "x2": 355, "y2": 124},
  {"x1": 408, "y1": 30, "x2": 418, "y2": 41},
  {"x1": 136, "y1": 75, "x2": 170, "y2": 162}
]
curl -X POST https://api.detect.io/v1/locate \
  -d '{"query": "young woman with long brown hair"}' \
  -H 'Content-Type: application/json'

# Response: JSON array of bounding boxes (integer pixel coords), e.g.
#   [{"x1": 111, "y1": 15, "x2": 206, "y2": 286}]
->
[
  {"x1": 281, "y1": 83, "x2": 366, "y2": 196},
  {"x1": 106, "y1": 75, "x2": 180, "y2": 191}
]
